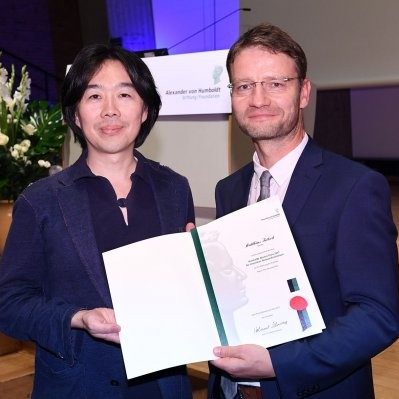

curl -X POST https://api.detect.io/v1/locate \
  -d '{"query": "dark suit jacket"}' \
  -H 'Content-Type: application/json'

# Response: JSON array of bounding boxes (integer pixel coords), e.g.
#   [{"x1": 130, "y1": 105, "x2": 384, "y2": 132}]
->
[
  {"x1": 209, "y1": 139, "x2": 399, "y2": 398},
  {"x1": 0, "y1": 151, "x2": 193, "y2": 399}
]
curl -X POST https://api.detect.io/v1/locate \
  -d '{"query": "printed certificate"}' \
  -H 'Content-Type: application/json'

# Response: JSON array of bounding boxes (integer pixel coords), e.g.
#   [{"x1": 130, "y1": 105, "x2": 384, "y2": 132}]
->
[{"x1": 103, "y1": 196, "x2": 325, "y2": 378}]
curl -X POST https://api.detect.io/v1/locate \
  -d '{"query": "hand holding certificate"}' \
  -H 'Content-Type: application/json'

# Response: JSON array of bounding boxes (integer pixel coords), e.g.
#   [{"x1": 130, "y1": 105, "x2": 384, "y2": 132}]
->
[{"x1": 103, "y1": 196, "x2": 325, "y2": 378}]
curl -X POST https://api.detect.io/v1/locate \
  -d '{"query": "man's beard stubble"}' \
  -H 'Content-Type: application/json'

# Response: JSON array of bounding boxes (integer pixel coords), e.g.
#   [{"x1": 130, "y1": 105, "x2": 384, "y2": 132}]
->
[{"x1": 235, "y1": 95, "x2": 303, "y2": 142}]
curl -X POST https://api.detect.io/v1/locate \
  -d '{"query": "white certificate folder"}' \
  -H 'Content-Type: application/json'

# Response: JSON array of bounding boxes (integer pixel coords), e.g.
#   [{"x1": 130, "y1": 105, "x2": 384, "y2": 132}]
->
[{"x1": 103, "y1": 196, "x2": 325, "y2": 379}]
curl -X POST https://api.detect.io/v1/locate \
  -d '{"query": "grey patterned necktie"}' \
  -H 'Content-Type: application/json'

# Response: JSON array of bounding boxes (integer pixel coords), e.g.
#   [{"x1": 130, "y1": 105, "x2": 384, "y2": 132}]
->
[{"x1": 257, "y1": 170, "x2": 272, "y2": 201}]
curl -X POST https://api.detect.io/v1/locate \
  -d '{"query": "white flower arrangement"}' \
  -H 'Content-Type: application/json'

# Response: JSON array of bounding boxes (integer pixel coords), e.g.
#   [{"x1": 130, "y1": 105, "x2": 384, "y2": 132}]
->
[{"x1": 0, "y1": 56, "x2": 67, "y2": 200}]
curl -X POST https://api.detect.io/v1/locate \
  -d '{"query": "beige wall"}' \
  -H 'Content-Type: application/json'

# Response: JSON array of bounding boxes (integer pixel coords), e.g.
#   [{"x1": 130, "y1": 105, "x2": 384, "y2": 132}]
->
[
  {"x1": 240, "y1": 0, "x2": 399, "y2": 89},
  {"x1": 141, "y1": 115, "x2": 230, "y2": 225}
]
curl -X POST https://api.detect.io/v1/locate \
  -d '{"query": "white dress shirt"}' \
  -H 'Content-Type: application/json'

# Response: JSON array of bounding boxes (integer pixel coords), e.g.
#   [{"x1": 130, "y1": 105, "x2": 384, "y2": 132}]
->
[
  {"x1": 248, "y1": 134, "x2": 309, "y2": 206},
  {"x1": 240, "y1": 134, "x2": 308, "y2": 388}
]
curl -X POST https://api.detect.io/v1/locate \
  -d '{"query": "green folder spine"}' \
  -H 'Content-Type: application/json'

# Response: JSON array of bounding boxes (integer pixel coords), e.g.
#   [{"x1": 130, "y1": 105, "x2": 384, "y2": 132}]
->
[{"x1": 190, "y1": 227, "x2": 228, "y2": 346}]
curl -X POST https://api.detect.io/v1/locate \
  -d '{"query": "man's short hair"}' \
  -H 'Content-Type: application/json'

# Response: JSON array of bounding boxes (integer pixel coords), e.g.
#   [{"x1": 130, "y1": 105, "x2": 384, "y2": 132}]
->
[
  {"x1": 61, "y1": 44, "x2": 161, "y2": 149},
  {"x1": 227, "y1": 23, "x2": 307, "y2": 81}
]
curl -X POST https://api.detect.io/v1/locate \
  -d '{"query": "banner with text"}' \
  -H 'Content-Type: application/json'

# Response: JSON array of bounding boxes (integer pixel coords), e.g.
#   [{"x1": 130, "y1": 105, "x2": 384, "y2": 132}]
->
[{"x1": 143, "y1": 49, "x2": 231, "y2": 115}]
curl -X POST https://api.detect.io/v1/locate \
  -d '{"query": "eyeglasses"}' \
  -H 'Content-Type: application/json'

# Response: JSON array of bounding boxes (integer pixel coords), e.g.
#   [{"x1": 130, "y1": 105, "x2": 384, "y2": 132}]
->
[{"x1": 228, "y1": 77, "x2": 300, "y2": 96}]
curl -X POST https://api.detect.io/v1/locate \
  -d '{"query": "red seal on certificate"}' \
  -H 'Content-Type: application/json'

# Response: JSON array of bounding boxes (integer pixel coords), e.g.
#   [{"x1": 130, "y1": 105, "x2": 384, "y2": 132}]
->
[
  {"x1": 290, "y1": 296, "x2": 311, "y2": 331},
  {"x1": 290, "y1": 295, "x2": 308, "y2": 311}
]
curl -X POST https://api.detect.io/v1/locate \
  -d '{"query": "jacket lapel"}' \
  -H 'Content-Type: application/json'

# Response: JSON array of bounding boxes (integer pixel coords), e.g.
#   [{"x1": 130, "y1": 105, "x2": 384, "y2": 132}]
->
[
  {"x1": 283, "y1": 139, "x2": 323, "y2": 227},
  {"x1": 231, "y1": 163, "x2": 254, "y2": 213},
  {"x1": 136, "y1": 151, "x2": 184, "y2": 235},
  {"x1": 56, "y1": 168, "x2": 112, "y2": 307}
]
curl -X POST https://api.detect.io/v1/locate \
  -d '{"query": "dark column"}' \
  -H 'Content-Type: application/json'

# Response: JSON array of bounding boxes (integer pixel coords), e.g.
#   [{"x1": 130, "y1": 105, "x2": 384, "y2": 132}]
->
[
  {"x1": 313, "y1": 89, "x2": 353, "y2": 158},
  {"x1": 48, "y1": 0, "x2": 84, "y2": 100},
  {"x1": 77, "y1": 0, "x2": 110, "y2": 45}
]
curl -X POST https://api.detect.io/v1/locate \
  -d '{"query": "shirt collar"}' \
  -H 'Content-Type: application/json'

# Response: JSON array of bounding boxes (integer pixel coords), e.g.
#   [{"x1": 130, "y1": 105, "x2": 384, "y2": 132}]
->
[
  {"x1": 253, "y1": 134, "x2": 309, "y2": 187},
  {"x1": 72, "y1": 150, "x2": 95, "y2": 180},
  {"x1": 132, "y1": 152, "x2": 148, "y2": 182}
]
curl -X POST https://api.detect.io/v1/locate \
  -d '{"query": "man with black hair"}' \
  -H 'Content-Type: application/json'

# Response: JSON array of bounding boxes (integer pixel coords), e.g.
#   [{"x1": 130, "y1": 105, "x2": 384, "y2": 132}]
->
[{"x1": 0, "y1": 44, "x2": 194, "y2": 399}]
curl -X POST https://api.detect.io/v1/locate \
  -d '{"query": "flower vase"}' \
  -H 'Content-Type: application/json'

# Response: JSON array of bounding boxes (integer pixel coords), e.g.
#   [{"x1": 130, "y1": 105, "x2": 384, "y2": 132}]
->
[{"x1": 0, "y1": 200, "x2": 13, "y2": 255}]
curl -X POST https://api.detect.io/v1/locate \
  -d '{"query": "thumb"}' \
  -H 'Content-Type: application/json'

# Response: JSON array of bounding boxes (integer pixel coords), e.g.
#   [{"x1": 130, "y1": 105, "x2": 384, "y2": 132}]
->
[
  {"x1": 186, "y1": 222, "x2": 196, "y2": 232},
  {"x1": 213, "y1": 345, "x2": 236, "y2": 358}
]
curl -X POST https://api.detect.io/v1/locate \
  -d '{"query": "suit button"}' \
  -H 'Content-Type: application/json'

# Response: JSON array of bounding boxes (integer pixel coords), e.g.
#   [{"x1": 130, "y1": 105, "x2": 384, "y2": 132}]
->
[{"x1": 110, "y1": 379, "x2": 120, "y2": 386}]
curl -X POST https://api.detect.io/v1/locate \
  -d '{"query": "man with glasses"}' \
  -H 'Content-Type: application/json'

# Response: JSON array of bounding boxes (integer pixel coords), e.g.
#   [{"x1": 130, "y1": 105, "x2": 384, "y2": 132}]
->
[{"x1": 208, "y1": 23, "x2": 399, "y2": 399}]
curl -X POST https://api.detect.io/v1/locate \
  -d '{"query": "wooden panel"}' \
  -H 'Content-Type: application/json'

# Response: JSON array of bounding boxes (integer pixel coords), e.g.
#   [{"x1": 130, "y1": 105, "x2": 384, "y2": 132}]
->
[
  {"x1": 373, "y1": 339, "x2": 399, "y2": 399},
  {"x1": 0, "y1": 333, "x2": 21, "y2": 357},
  {"x1": 188, "y1": 362, "x2": 209, "y2": 399},
  {"x1": 0, "y1": 349, "x2": 34, "y2": 399},
  {"x1": 0, "y1": 374, "x2": 33, "y2": 399}
]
